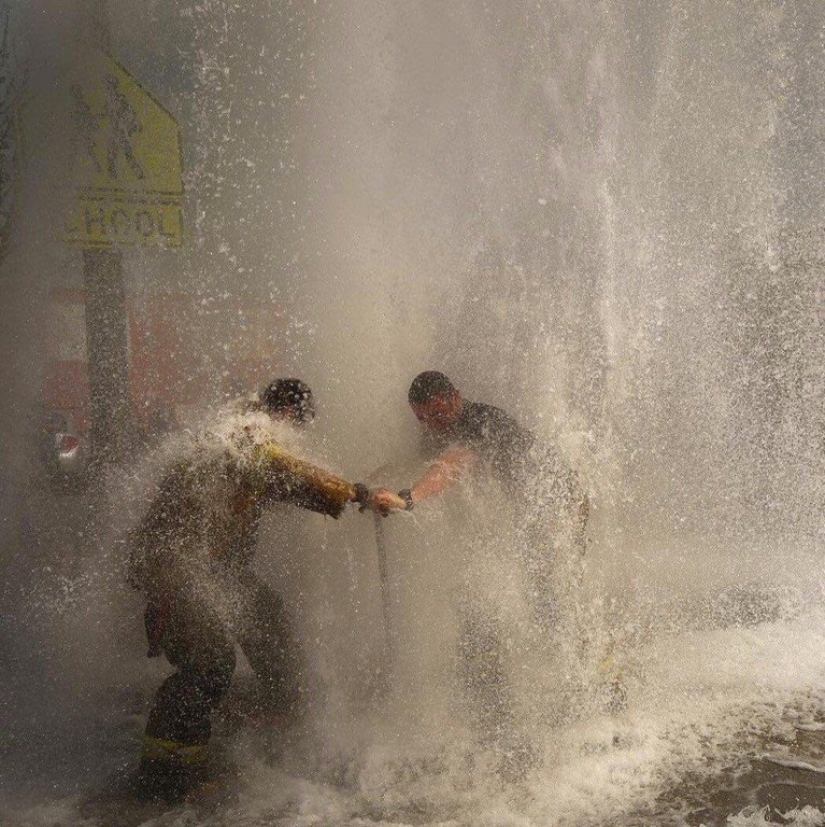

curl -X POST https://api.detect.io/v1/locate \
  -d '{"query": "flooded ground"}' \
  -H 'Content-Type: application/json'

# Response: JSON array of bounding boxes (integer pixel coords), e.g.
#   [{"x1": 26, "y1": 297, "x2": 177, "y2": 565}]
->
[
  {"x1": 3, "y1": 491, "x2": 825, "y2": 827},
  {"x1": 2, "y1": 3, "x2": 823, "y2": 826}
]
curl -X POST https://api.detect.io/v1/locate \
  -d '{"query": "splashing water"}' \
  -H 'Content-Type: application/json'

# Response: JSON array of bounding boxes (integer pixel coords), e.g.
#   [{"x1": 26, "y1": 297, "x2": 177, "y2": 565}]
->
[{"x1": 2, "y1": 2, "x2": 825, "y2": 826}]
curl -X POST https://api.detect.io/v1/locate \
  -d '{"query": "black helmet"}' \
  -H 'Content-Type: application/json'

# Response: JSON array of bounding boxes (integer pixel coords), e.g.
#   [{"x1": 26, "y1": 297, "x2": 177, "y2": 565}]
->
[{"x1": 259, "y1": 378, "x2": 315, "y2": 423}]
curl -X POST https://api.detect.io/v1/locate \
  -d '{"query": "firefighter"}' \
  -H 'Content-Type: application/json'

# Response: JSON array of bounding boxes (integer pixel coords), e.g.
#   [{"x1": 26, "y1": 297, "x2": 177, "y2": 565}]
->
[
  {"x1": 370, "y1": 371, "x2": 588, "y2": 627},
  {"x1": 368, "y1": 371, "x2": 589, "y2": 776},
  {"x1": 127, "y1": 379, "x2": 366, "y2": 801}
]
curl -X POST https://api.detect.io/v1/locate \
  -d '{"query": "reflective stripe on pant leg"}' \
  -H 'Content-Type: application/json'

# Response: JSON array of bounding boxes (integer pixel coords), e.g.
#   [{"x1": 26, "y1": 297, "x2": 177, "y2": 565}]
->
[{"x1": 141, "y1": 735, "x2": 208, "y2": 766}]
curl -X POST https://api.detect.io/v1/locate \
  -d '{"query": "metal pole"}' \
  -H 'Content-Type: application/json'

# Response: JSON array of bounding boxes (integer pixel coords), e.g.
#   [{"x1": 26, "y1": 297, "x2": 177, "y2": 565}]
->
[
  {"x1": 87, "y1": 0, "x2": 111, "y2": 52},
  {"x1": 82, "y1": 0, "x2": 131, "y2": 475},
  {"x1": 372, "y1": 512, "x2": 395, "y2": 685},
  {"x1": 83, "y1": 247, "x2": 130, "y2": 469}
]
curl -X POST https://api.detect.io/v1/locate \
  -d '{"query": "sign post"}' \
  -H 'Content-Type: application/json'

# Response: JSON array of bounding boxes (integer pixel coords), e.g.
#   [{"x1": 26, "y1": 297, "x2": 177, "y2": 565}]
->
[
  {"x1": 83, "y1": 247, "x2": 129, "y2": 466},
  {"x1": 65, "y1": 51, "x2": 184, "y2": 470}
]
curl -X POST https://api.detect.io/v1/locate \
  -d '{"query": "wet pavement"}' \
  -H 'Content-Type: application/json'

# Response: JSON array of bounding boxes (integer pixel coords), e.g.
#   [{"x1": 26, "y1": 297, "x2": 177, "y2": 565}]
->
[{"x1": 625, "y1": 716, "x2": 825, "y2": 826}]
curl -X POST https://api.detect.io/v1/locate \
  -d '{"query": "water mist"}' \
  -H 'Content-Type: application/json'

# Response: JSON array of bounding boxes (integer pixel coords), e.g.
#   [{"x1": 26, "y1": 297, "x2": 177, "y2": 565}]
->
[{"x1": 2, "y1": 2, "x2": 825, "y2": 826}]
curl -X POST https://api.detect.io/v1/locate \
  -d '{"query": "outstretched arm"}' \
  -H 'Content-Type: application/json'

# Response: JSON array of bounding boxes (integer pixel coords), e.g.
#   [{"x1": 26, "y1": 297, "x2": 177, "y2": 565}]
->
[
  {"x1": 409, "y1": 446, "x2": 476, "y2": 502},
  {"x1": 258, "y1": 442, "x2": 358, "y2": 517},
  {"x1": 369, "y1": 446, "x2": 477, "y2": 513}
]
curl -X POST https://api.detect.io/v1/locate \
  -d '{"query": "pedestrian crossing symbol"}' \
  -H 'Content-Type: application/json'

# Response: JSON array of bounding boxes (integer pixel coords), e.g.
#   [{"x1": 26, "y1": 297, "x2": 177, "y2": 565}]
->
[{"x1": 64, "y1": 52, "x2": 184, "y2": 248}]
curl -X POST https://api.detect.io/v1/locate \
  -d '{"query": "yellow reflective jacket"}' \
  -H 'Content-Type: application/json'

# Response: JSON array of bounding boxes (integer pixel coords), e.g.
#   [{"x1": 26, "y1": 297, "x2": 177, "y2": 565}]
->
[{"x1": 127, "y1": 432, "x2": 353, "y2": 599}]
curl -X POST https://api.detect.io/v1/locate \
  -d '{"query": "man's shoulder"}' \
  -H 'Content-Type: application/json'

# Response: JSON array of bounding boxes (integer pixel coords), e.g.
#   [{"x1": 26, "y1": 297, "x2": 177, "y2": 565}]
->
[
  {"x1": 202, "y1": 410, "x2": 300, "y2": 458},
  {"x1": 459, "y1": 400, "x2": 498, "y2": 426},
  {"x1": 460, "y1": 400, "x2": 523, "y2": 435}
]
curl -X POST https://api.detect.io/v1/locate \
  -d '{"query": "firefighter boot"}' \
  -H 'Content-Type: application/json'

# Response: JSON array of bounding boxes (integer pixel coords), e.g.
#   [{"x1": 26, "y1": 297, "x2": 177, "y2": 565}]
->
[{"x1": 132, "y1": 737, "x2": 209, "y2": 804}]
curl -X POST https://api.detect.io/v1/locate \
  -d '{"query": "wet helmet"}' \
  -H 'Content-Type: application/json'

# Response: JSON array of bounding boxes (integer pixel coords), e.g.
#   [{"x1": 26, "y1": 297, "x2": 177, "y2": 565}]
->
[{"x1": 259, "y1": 378, "x2": 315, "y2": 423}]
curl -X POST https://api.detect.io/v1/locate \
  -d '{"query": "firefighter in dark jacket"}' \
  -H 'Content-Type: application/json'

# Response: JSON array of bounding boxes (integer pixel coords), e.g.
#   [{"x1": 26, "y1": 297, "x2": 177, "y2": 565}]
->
[
  {"x1": 128, "y1": 379, "x2": 364, "y2": 800},
  {"x1": 370, "y1": 370, "x2": 588, "y2": 624},
  {"x1": 368, "y1": 371, "x2": 589, "y2": 774}
]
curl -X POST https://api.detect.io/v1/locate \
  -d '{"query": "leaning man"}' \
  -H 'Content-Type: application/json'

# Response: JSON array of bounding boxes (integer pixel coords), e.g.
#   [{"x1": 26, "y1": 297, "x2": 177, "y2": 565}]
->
[
  {"x1": 127, "y1": 379, "x2": 363, "y2": 801},
  {"x1": 371, "y1": 370, "x2": 588, "y2": 628}
]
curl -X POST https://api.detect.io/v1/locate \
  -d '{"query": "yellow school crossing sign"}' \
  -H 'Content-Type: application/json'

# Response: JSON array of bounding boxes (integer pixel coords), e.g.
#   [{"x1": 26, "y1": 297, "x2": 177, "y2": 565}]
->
[{"x1": 64, "y1": 52, "x2": 184, "y2": 247}]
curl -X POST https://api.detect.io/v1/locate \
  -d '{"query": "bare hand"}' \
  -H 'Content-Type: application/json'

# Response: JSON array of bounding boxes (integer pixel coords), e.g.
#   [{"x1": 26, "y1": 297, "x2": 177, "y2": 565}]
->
[{"x1": 368, "y1": 488, "x2": 407, "y2": 515}]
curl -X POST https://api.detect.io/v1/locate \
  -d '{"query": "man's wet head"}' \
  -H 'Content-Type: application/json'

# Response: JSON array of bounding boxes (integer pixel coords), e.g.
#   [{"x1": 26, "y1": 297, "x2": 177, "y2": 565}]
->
[
  {"x1": 408, "y1": 371, "x2": 463, "y2": 433},
  {"x1": 259, "y1": 378, "x2": 316, "y2": 425}
]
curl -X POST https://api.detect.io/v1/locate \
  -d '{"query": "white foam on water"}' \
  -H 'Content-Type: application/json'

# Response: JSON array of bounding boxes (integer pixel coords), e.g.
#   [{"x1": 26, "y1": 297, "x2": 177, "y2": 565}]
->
[
  {"x1": 3, "y1": 3, "x2": 824, "y2": 827},
  {"x1": 724, "y1": 807, "x2": 825, "y2": 827},
  {"x1": 762, "y1": 756, "x2": 825, "y2": 774},
  {"x1": 9, "y1": 588, "x2": 825, "y2": 827},
  {"x1": 6, "y1": 449, "x2": 825, "y2": 827},
  {"x1": 222, "y1": 607, "x2": 825, "y2": 826}
]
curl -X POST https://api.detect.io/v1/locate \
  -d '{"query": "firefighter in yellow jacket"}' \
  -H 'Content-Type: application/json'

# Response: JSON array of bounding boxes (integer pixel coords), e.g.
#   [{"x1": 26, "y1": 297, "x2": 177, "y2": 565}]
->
[{"x1": 127, "y1": 379, "x2": 365, "y2": 801}]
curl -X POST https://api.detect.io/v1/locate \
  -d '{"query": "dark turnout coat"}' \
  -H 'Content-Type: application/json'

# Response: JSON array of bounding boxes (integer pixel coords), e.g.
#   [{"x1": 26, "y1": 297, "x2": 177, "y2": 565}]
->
[
  {"x1": 128, "y1": 421, "x2": 353, "y2": 603},
  {"x1": 128, "y1": 416, "x2": 355, "y2": 775}
]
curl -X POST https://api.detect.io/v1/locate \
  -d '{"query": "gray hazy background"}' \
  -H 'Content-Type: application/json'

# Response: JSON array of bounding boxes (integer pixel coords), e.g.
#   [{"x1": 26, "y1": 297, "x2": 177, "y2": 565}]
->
[{"x1": 0, "y1": 1, "x2": 824, "y2": 819}]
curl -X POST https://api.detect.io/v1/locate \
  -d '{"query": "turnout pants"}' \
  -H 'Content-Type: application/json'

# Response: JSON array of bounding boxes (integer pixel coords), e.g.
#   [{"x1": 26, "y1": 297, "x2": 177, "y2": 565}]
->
[{"x1": 141, "y1": 573, "x2": 302, "y2": 773}]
